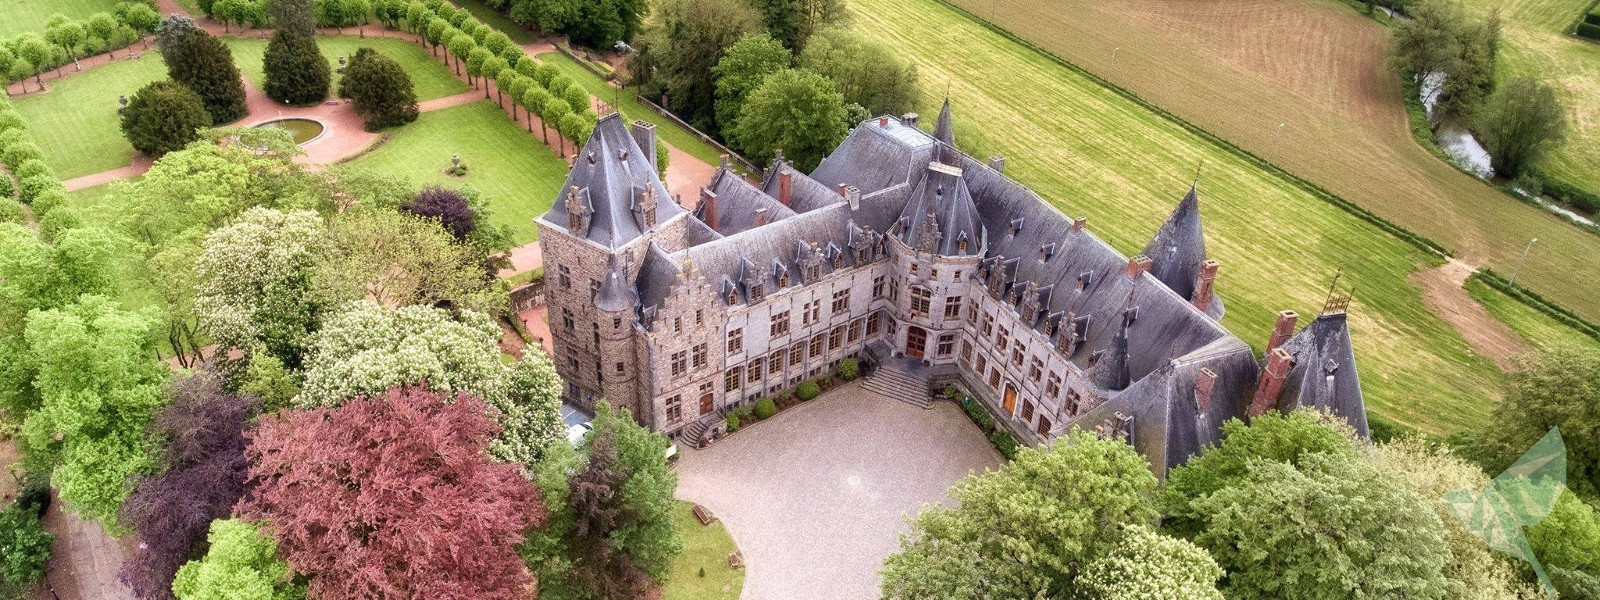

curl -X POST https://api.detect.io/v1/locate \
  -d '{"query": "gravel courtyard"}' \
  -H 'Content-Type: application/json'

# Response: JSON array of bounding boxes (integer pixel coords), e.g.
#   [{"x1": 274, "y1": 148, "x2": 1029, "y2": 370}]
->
[{"x1": 674, "y1": 382, "x2": 1002, "y2": 600}]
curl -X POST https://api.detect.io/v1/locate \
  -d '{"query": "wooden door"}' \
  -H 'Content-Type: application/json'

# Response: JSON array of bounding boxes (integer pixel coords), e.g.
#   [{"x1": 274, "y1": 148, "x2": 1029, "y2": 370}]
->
[
  {"x1": 699, "y1": 393, "x2": 714, "y2": 415},
  {"x1": 1003, "y1": 383, "x2": 1018, "y2": 415},
  {"x1": 905, "y1": 326, "x2": 927, "y2": 359}
]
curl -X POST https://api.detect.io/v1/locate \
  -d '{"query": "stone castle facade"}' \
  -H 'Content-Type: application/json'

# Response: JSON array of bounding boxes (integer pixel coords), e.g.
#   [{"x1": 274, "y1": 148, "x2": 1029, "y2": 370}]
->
[{"x1": 536, "y1": 103, "x2": 1369, "y2": 476}]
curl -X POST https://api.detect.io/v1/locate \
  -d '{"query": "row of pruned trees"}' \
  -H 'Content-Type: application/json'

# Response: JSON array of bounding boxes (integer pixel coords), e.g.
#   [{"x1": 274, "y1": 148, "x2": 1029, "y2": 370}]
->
[{"x1": 0, "y1": 1, "x2": 162, "y2": 93}]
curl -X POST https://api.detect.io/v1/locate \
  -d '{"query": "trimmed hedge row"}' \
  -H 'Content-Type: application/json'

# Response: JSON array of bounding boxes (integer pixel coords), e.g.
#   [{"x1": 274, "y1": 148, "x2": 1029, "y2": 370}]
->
[
  {"x1": 1473, "y1": 269, "x2": 1600, "y2": 341},
  {"x1": 0, "y1": 97, "x2": 72, "y2": 233},
  {"x1": 1578, "y1": 22, "x2": 1600, "y2": 41},
  {"x1": 958, "y1": 394, "x2": 1018, "y2": 460}
]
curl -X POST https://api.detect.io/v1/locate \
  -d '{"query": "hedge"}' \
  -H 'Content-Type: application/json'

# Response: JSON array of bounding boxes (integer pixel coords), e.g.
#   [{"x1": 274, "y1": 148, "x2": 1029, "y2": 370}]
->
[
  {"x1": 1536, "y1": 171, "x2": 1600, "y2": 214},
  {"x1": 1473, "y1": 269, "x2": 1600, "y2": 341},
  {"x1": 1579, "y1": 22, "x2": 1600, "y2": 41}
]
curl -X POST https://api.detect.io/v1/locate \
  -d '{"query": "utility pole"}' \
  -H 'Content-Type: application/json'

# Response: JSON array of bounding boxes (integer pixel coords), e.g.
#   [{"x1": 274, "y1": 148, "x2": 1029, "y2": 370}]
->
[
  {"x1": 1111, "y1": 46, "x2": 1121, "y2": 74},
  {"x1": 1270, "y1": 122, "x2": 1285, "y2": 158},
  {"x1": 1510, "y1": 237, "x2": 1538, "y2": 285}
]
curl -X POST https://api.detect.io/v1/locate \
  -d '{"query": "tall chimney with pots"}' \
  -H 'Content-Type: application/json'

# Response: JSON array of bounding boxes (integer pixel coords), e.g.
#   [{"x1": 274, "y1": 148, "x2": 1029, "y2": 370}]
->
[
  {"x1": 778, "y1": 169, "x2": 793, "y2": 206},
  {"x1": 629, "y1": 120, "x2": 657, "y2": 169},
  {"x1": 1194, "y1": 368, "x2": 1217, "y2": 413},
  {"x1": 988, "y1": 155, "x2": 1006, "y2": 173},
  {"x1": 902, "y1": 112, "x2": 919, "y2": 126},
  {"x1": 1191, "y1": 259, "x2": 1220, "y2": 312},
  {"x1": 878, "y1": 116, "x2": 889, "y2": 127},
  {"x1": 843, "y1": 185, "x2": 860, "y2": 211},
  {"x1": 699, "y1": 187, "x2": 718, "y2": 231},
  {"x1": 1126, "y1": 255, "x2": 1152, "y2": 280},
  {"x1": 1267, "y1": 310, "x2": 1298, "y2": 352},
  {"x1": 1250, "y1": 347, "x2": 1294, "y2": 418},
  {"x1": 1071, "y1": 216, "x2": 1087, "y2": 233}
]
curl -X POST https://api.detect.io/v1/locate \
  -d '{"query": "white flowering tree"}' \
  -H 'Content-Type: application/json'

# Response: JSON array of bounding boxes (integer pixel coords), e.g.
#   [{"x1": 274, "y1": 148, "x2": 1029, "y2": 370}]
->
[
  {"x1": 296, "y1": 301, "x2": 565, "y2": 465},
  {"x1": 193, "y1": 207, "x2": 328, "y2": 367},
  {"x1": 1076, "y1": 525, "x2": 1223, "y2": 600}
]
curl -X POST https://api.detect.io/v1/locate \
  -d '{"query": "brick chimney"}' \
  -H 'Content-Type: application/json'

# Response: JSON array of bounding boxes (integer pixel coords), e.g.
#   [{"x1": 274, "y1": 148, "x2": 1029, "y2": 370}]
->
[
  {"x1": 699, "y1": 187, "x2": 718, "y2": 231},
  {"x1": 878, "y1": 116, "x2": 889, "y2": 127},
  {"x1": 1267, "y1": 310, "x2": 1298, "y2": 352},
  {"x1": 1249, "y1": 347, "x2": 1294, "y2": 418},
  {"x1": 842, "y1": 185, "x2": 860, "y2": 211},
  {"x1": 1191, "y1": 259, "x2": 1220, "y2": 312},
  {"x1": 1071, "y1": 216, "x2": 1087, "y2": 233},
  {"x1": 778, "y1": 170, "x2": 793, "y2": 206},
  {"x1": 1195, "y1": 367, "x2": 1217, "y2": 413},
  {"x1": 988, "y1": 155, "x2": 1006, "y2": 173},
  {"x1": 754, "y1": 207, "x2": 769, "y2": 227},
  {"x1": 629, "y1": 120, "x2": 656, "y2": 169},
  {"x1": 1127, "y1": 255, "x2": 1152, "y2": 280}
]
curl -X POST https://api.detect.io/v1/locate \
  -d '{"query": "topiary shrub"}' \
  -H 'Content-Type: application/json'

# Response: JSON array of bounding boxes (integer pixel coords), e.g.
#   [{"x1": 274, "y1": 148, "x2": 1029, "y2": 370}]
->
[
  {"x1": 725, "y1": 413, "x2": 740, "y2": 432},
  {"x1": 120, "y1": 80, "x2": 213, "y2": 157},
  {"x1": 17, "y1": 174, "x2": 62, "y2": 204},
  {"x1": 754, "y1": 397, "x2": 776, "y2": 419},
  {"x1": 795, "y1": 380, "x2": 820, "y2": 401},
  {"x1": 263, "y1": 29, "x2": 331, "y2": 105},
  {"x1": 837, "y1": 357, "x2": 859, "y2": 381},
  {"x1": 990, "y1": 430, "x2": 1018, "y2": 460},
  {"x1": 160, "y1": 19, "x2": 249, "y2": 124},
  {"x1": 13, "y1": 158, "x2": 53, "y2": 181},
  {"x1": 0, "y1": 198, "x2": 26, "y2": 224},
  {"x1": 339, "y1": 46, "x2": 419, "y2": 131}
]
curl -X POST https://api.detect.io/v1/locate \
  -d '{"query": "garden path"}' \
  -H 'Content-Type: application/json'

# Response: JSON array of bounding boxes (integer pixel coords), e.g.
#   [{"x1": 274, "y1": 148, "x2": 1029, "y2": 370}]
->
[
  {"x1": 4, "y1": 40, "x2": 157, "y2": 97},
  {"x1": 1411, "y1": 258, "x2": 1529, "y2": 372}
]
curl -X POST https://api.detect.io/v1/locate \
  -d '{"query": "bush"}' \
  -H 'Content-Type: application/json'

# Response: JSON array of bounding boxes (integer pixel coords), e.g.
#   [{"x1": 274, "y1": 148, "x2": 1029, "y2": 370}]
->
[
  {"x1": 1539, "y1": 173, "x2": 1600, "y2": 214},
  {"x1": 837, "y1": 357, "x2": 859, "y2": 381},
  {"x1": 263, "y1": 29, "x2": 331, "y2": 105},
  {"x1": 12, "y1": 158, "x2": 53, "y2": 181},
  {"x1": 339, "y1": 46, "x2": 419, "y2": 130},
  {"x1": 162, "y1": 24, "x2": 249, "y2": 123},
  {"x1": 795, "y1": 380, "x2": 821, "y2": 401},
  {"x1": 120, "y1": 80, "x2": 213, "y2": 157},
  {"x1": 754, "y1": 397, "x2": 776, "y2": 419},
  {"x1": 16, "y1": 470, "x2": 51, "y2": 517},
  {"x1": 0, "y1": 198, "x2": 24, "y2": 224},
  {"x1": 0, "y1": 504, "x2": 53, "y2": 598},
  {"x1": 725, "y1": 413, "x2": 740, "y2": 432},
  {"x1": 17, "y1": 174, "x2": 62, "y2": 204},
  {"x1": 29, "y1": 189, "x2": 67, "y2": 216},
  {"x1": 1, "y1": 141, "x2": 44, "y2": 172},
  {"x1": 38, "y1": 207, "x2": 83, "y2": 241},
  {"x1": 0, "y1": 111, "x2": 25, "y2": 132},
  {"x1": 961, "y1": 397, "x2": 994, "y2": 432},
  {"x1": 0, "y1": 174, "x2": 13, "y2": 199},
  {"x1": 990, "y1": 430, "x2": 1018, "y2": 460}
]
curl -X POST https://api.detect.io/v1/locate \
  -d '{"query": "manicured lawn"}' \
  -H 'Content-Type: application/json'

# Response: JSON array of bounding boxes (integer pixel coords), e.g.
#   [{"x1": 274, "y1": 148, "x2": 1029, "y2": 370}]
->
[
  {"x1": 449, "y1": 0, "x2": 540, "y2": 45},
  {"x1": 224, "y1": 35, "x2": 468, "y2": 101},
  {"x1": 661, "y1": 502, "x2": 744, "y2": 600},
  {"x1": 536, "y1": 52, "x2": 738, "y2": 174},
  {"x1": 11, "y1": 53, "x2": 168, "y2": 179},
  {"x1": 0, "y1": 0, "x2": 120, "y2": 38},
  {"x1": 344, "y1": 100, "x2": 568, "y2": 244},
  {"x1": 851, "y1": 0, "x2": 1518, "y2": 435}
]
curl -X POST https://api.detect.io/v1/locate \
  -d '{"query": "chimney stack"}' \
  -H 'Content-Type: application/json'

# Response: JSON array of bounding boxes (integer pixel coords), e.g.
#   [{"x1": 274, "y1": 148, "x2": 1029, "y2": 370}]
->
[
  {"x1": 879, "y1": 116, "x2": 889, "y2": 127},
  {"x1": 699, "y1": 188, "x2": 718, "y2": 231},
  {"x1": 1249, "y1": 347, "x2": 1294, "y2": 418},
  {"x1": 1266, "y1": 310, "x2": 1298, "y2": 352},
  {"x1": 902, "y1": 112, "x2": 919, "y2": 126},
  {"x1": 754, "y1": 207, "x2": 769, "y2": 227},
  {"x1": 718, "y1": 153, "x2": 730, "y2": 170},
  {"x1": 778, "y1": 170, "x2": 793, "y2": 206},
  {"x1": 842, "y1": 185, "x2": 861, "y2": 210},
  {"x1": 1195, "y1": 367, "x2": 1217, "y2": 413},
  {"x1": 629, "y1": 120, "x2": 656, "y2": 169},
  {"x1": 1127, "y1": 255, "x2": 1152, "y2": 280},
  {"x1": 988, "y1": 155, "x2": 1006, "y2": 173},
  {"x1": 1071, "y1": 216, "x2": 1087, "y2": 233},
  {"x1": 1191, "y1": 259, "x2": 1220, "y2": 313}
]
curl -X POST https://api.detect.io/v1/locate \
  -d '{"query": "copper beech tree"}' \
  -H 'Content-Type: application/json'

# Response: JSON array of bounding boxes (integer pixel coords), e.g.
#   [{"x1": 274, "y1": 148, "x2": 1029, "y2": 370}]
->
[{"x1": 238, "y1": 386, "x2": 545, "y2": 600}]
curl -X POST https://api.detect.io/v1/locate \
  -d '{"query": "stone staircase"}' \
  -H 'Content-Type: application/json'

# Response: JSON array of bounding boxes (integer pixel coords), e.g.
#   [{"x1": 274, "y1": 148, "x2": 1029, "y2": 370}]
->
[
  {"x1": 861, "y1": 360, "x2": 933, "y2": 409},
  {"x1": 680, "y1": 413, "x2": 719, "y2": 449}
]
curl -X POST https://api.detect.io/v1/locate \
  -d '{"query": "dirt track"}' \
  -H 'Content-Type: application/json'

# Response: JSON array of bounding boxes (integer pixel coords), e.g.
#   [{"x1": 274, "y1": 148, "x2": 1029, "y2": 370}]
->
[{"x1": 1411, "y1": 259, "x2": 1528, "y2": 371}]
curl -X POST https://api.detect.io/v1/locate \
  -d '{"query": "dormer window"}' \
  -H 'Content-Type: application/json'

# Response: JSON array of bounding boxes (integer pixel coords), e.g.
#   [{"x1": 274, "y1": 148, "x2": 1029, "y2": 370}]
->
[
  {"x1": 957, "y1": 238, "x2": 968, "y2": 253},
  {"x1": 809, "y1": 264, "x2": 822, "y2": 280},
  {"x1": 778, "y1": 272, "x2": 789, "y2": 288},
  {"x1": 642, "y1": 205, "x2": 656, "y2": 229},
  {"x1": 1039, "y1": 243, "x2": 1054, "y2": 261},
  {"x1": 749, "y1": 283, "x2": 765, "y2": 302},
  {"x1": 1009, "y1": 218, "x2": 1023, "y2": 236},
  {"x1": 726, "y1": 290, "x2": 739, "y2": 305},
  {"x1": 1077, "y1": 271, "x2": 1094, "y2": 291},
  {"x1": 1088, "y1": 350, "x2": 1104, "y2": 367}
]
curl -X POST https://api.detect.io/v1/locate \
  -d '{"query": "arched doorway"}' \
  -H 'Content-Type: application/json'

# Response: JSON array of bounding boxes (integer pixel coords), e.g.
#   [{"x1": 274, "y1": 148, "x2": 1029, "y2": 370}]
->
[
  {"x1": 905, "y1": 326, "x2": 927, "y2": 359},
  {"x1": 699, "y1": 393, "x2": 714, "y2": 416},
  {"x1": 1002, "y1": 382, "x2": 1018, "y2": 415}
]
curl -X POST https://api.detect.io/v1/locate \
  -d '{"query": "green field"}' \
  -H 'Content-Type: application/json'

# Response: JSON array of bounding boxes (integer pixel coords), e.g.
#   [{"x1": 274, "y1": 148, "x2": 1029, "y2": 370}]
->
[
  {"x1": 224, "y1": 35, "x2": 469, "y2": 102},
  {"x1": 448, "y1": 0, "x2": 540, "y2": 45},
  {"x1": 535, "y1": 52, "x2": 734, "y2": 172},
  {"x1": 1457, "y1": 0, "x2": 1600, "y2": 197},
  {"x1": 11, "y1": 53, "x2": 168, "y2": 179},
  {"x1": 850, "y1": 0, "x2": 1522, "y2": 434},
  {"x1": 1467, "y1": 277, "x2": 1600, "y2": 355},
  {"x1": 662, "y1": 502, "x2": 744, "y2": 600},
  {"x1": 345, "y1": 101, "x2": 568, "y2": 244},
  {"x1": 0, "y1": 0, "x2": 120, "y2": 38}
]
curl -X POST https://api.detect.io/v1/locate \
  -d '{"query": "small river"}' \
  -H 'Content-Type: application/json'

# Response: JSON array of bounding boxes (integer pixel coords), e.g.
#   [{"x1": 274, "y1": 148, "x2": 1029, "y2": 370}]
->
[{"x1": 1420, "y1": 72, "x2": 1495, "y2": 178}]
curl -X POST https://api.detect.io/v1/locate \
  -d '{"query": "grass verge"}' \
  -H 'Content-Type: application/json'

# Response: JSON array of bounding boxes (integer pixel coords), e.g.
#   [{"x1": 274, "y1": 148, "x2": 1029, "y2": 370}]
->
[
  {"x1": 661, "y1": 501, "x2": 744, "y2": 600},
  {"x1": 535, "y1": 51, "x2": 729, "y2": 169},
  {"x1": 0, "y1": 0, "x2": 121, "y2": 38},
  {"x1": 11, "y1": 53, "x2": 167, "y2": 179}
]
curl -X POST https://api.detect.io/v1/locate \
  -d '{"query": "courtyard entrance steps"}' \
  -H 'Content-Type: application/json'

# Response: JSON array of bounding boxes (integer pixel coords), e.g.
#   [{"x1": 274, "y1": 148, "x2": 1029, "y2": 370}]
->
[
  {"x1": 681, "y1": 413, "x2": 720, "y2": 449},
  {"x1": 861, "y1": 360, "x2": 933, "y2": 409}
]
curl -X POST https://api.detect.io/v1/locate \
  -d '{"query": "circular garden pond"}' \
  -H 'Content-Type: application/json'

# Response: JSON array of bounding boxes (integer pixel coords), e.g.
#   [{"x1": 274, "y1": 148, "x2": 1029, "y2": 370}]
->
[{"x1": 253, "y1": 118, "x2": 326, "y2": 145}]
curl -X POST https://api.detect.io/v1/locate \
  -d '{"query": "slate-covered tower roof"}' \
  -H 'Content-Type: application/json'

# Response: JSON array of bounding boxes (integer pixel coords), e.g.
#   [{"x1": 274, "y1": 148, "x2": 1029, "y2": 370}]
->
[
  {"x1": 546, "y1": 113, "x2": 683, "y2": 249},
  {"x1": 1273, "y1": 311, "x2": 1368, "y2": 437},
  {"x1": 1141, "y1": 184, "x2": 1224, "y2": 319},
  {"x1": 896, "y1": 161, "x2": 984, "y2": 257},
  {"x1": 594, "y1": 253, "x2": 638, "y2": 313}
]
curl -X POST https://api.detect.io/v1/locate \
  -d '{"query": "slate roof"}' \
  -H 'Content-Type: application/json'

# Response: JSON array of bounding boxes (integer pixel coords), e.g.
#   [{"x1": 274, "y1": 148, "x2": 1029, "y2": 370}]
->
[
  {"x1": 594, "y1": 253, "x2": 638, "y2": 312},
  {"x1": 1141, "y1": 184, "x2": 1224, "y2": 319},
  {"x1": 697, "y1": 168, "x2": 798, "y2": 236},
  {"x1": 932, "y1": 98, "x2": 954, "y2": 146},
  {"x1": 539, "y1": 114, "x2": 684, "y2": 250},
  {"x1": 1272, "y1": 312, "x2": 1369, "y2": 437},
  {"x1": 761, "y1": 160, "x2": 847, "y2": 213},
  {"x1": 894, "y1": 159, "x2": 984, "y2": 257}
]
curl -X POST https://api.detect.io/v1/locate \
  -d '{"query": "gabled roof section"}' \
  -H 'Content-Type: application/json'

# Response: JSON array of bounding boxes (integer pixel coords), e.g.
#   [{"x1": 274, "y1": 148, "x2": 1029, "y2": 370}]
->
[
  {"x1": 810, "y1": 115, "x2": 934, "y2": 195},
  {"x1": 698, "y1": 168, "x2": 797, "y2": 236},
  {"x1": 762, "y1": 161, "x2": 846, "y2": 213},
  {"x1": 1274, "y1": 312, "x2": 1369, "y2": 438},
  {"x1": 539, "y1": 114, "x2": 683, "y2": 250},
  {"x1": 1141, "y1": 184, "x2": 1217, "y2": 311},
  {"x1": 895, "y1": 161, "x2": 983, "y2": 257}
]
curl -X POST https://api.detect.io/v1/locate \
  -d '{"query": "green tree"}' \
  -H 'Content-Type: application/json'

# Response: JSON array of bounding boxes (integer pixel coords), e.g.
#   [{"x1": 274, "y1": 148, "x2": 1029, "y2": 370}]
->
[
  {"x1": 629, "y1": 0, "x2": 762, "y2": 134},
  {"x1": 424, "y1": 17, "x2": 451, "y2": 56},
  {"x1": 239, "y1": 352, "x2": 300, "y2": 412},
  {"x1": 1191, "y1": 452, "x2": 1453, "y2": 600},
  {"x1": 712, "y1": 33, "x2": 790, "y2": 137},
  {"x1": 543, "y1": 97, "x2": 571, "y2": 155},
  {"x1": 479, "y1": 56, "x2": 509, "y2": 100},
  {"x1": 798, "y1": 26, "x2": 920, "y2": 117},
  {"x1": 85, "y1": 12, "x2": 120, "y2": 52},
  {"x1": 193, "y1": 208, "x2": 328, "y2": 368},
  {"x1": 880, "y1": 430, "x2": 1160, "y2": 599},
  {"x1": 314, "y1": 208, "x2": 503, "y2": 313},
  {"x1": 160, "y1": 20, "x2": 250, "y2": 124},
  {"x1": 1476, "y1": 76, "x2": 1567, "y2": 178},
  {"x1": 728, "y1": 68, "x2": 846, "y2": 171},
  {"x1": 1530, "y1": 490, "x2": 1600, "y2": 575},
  {"x1": 524, "y1": 85, "x2": 554, "y2": 139},
  {"x1": 120, "y1": 80, "x2": 214, "y2": 157},
  {"x1": 0, "y1": 225, "x2": 117, "y2": 415},
  {"x1": 44, "y1": 15, "x2": 87, "y2": 71},
  {"x1": 269, "y1": 0, "x2": 317, "y2": 36},
  {"x1": 1467, "y1": 347, "x2": 1600, "y2": 499},
  {"x1": 447, "y1": 31, "x2": 477, "y2": 77},
  {"x1": 263, "y1": 0, "x2": 329, "y2": 105},
  {"x1": 20, "y1": 294, "x2": 166, "y2": 530},
  {"x1": 171, "y1": 518, "x2": 305, "y2": 600},
  {"x1": 0, "y1": 503, "x2": 53, "y2": 599},
  {"x1": 749, "y1": 0, "x2": 843, "y2": 52},
  {"x1": 338, "y1": 47, "x2": 419, "y2": 130},
  {"x1": 467, "y1": 46, "x2": 495, "y2": 90},
  {"x1": 496, "y1": 66, "x2": 520, "y2": 109},
  {"x1": 119, "y1": 2, "x2": 163, "y2": 48},
  {"x1": 509, "y1": 0, "x2": 582, "y2": 36},
  {"x1": 1076, "y1": 525, "x2": 1223, "y2": 600},
  {"x1": 13, "y1": 34, "x2": 56, "y2": 89}
]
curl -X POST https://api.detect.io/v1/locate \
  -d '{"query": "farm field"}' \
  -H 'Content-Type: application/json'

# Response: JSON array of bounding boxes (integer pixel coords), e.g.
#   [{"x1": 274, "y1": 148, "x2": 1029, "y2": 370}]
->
[
  {"x1": 224, "y1": 35, "x2": 469, "y2": 102},
  {"x1": 933, "y1": 0, "x2": 1600, "y2": 323},
  {"x1": 11, "y1": 53, "x2": 168, "y2": 178},
  {"x1": 1457, "y1": 0, "x2": 1600, "y2": 198},
  {"x1": 850, "y1": 0, "x2": 1516, "y2": 435},
  {"x1": 344, "y1": 101, "x2": 569, "y2": 244},
  {"x1": 0, "y1": 0, "x2": 119, "y2": 38},
  {"x1": 1466, "y1": 277, "x2": 1600, "y2": 355}
]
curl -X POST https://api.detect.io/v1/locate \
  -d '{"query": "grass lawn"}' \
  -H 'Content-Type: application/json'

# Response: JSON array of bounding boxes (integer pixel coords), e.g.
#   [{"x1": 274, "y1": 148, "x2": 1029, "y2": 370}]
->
[
  {"x1": 344, "y1": 100, "x2": 567, "y2": 244},
  {"x1": 224, "y1": 35, "x2": 468, "y2": 102},
  {"x1": 851, "y1": 0, "x2": 1523, "y2": 435},
  {"x1": 1466, "y1": 277, "x2": 1600, "y2": 354},
  {"x1": 0, "y1": 0, "x2": 120, "y2": 38},
  {"x1": 11, "y1": 53, "x2": 168, "y2": 179},
  {"x1": 661, "y1": 502, "x2": 744, "y2": 600},
  {"x1": 62, "y1": 180, "x2": 128, "y2": 230},
  {"x1": 448, "y1": 0, "x2": 540, "y2": 45},
  {"x1": 1456, "y1": 0, "x2": 1600, "y2": 197},
  {"x1": 536, "y1": 52, "x2": 736, "y2": 174}
]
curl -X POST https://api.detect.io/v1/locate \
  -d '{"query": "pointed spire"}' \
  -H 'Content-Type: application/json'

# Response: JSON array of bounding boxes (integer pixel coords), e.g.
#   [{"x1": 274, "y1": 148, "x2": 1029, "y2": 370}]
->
[
  {"x1": 933, "y1": 97, "x2": 954, "y2": 146},
  {"x1": 594, "y1": 253, "x2": 638, "y2": 313}
]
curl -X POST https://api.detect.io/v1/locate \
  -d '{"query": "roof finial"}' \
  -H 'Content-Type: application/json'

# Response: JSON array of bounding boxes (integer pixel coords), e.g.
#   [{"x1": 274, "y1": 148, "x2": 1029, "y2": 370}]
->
[{"x1": 1193, "y1": 158, "x2": 1205, "y2": 187}]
